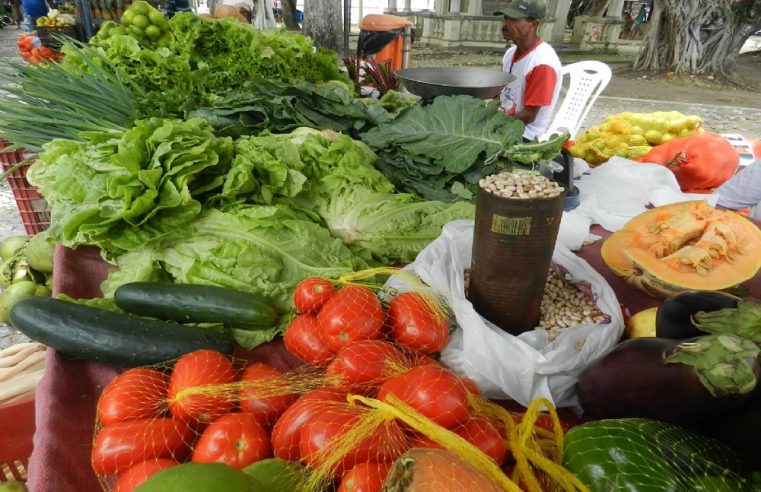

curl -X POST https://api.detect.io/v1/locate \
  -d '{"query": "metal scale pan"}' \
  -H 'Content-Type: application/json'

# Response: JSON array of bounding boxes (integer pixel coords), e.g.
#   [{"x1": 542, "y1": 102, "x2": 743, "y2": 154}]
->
[{"x1": 395, "y1": 67, "x2": 515, "y2": 102}]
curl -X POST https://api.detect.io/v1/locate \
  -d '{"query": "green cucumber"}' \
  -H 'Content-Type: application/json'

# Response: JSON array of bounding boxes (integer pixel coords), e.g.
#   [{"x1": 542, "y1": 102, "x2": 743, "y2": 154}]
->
[
  {"x1": 9, "y1": 297, "x2": 235, "y2": 367},
  {"x1": 114, "y1": 282, "x2": 278, "y2": 329}
]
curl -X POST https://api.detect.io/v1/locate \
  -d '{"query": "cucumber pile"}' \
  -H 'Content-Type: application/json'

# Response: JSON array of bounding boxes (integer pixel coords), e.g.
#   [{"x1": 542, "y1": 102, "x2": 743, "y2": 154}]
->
[{"x1": 9, "y1": 282, "x2": 280, "y2": 367}]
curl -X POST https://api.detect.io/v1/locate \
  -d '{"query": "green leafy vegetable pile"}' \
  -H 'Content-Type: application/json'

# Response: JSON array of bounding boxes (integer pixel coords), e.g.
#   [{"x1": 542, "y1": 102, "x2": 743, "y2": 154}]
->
[
  {"x1": 360, "y1": 95, "x2": 570, "y2": 202},
  {"x1": 27, "y1": 118, "x2": 233, "y2": 255},
  {"x1": 28, "y1": 122, "x2": 476, "y2": 347},
  {"x1": 189, "y1": 76, "x2": 417, "y2": 139},
  {"x1": 169, "y1": 13, "x2": 349, "y2": 95}
]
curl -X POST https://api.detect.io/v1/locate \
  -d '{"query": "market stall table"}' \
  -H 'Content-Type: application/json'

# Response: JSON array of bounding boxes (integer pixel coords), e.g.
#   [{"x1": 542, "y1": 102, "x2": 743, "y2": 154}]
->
[{"x1": 24, "y1": 225, "x2": 761, "y2": 491}]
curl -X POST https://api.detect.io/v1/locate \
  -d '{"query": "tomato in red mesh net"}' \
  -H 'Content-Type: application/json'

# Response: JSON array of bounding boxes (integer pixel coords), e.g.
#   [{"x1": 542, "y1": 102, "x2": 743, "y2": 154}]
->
[
  {"x1": 450, "y1": 417, "x2": 507, "y2": 466},
  {"x1": 460, "y1": 377, "x2": 482, "y2": 397},
  {"x1": 113, "y1": 458, "x2": 179, "y2": 492},
  {"x1": 239, "y1": 363, "x2": 298, "y2": 428},
  {"x1": 294, "y1": 277, "x2": 336, "y2": 314},
  {"x1": 191, "y1": 413, "x2": 272, "y2": 469},
  {"x1": 97, "y1": 367, "x2": 168, "y2": 426},
  {"x1": 387, "y1": 292, "x2": 449, "y2": 354},
  {"x1": 299, "y1": 403, "x2": 409, "y2": 475},
  {"x1": 284, "y1": 314, "x2": 335, "y2": 365},
  {"x1": 91, "y1": 418, "x2": 194, "y2": 475},
  {"x1": 378, "y1": 364, "x2": 469, "y2": 429},
  {"x1": 168, "y1": 350, "x2": 237, "y2": 424},
  {"x1": 325, "y1": 340, "x2": 413, "y2": 392},
  {"x1": 338, "y1": 461, "x2": 392, "y2": 492},
  {"x1": 317, "y1": 285, "x2": 385, "y2": 352},
  {"x1": 271, "y1": 387, "x2": 348, "y2": 461}
]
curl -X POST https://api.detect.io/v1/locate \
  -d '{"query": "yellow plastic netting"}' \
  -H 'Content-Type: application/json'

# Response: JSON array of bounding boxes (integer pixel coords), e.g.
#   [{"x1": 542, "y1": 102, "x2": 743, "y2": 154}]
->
[
  {"x1": 569, "y1": 111, "x2": 704, "y2": 166},
  {"x1": 92, "y1": 348, "x2": 587, "y2": 491}
]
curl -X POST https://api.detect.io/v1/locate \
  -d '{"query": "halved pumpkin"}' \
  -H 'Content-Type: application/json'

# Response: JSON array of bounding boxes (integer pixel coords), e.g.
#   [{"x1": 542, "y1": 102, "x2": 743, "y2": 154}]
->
[{"x1": 601, "y1": 200, "x2": 761, "y2": 298}]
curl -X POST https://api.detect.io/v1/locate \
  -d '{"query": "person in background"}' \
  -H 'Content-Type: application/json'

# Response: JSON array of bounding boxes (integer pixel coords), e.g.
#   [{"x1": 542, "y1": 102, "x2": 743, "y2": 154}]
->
[
  {"x1": 10, "y1": 0, "x2": 23, "y2": 28},
  {"x1": 631, "y1": 6, "x2": 647, "y2": 38},
  {"x1": 20, "y1": 0, "x2": 47, "y2": 33},
  {"x1": 494, "y1": 0, "x2": 562, "y2": 141},
  {"x1": 715, "y1": 159, "x2": 761, "y2": 221}
]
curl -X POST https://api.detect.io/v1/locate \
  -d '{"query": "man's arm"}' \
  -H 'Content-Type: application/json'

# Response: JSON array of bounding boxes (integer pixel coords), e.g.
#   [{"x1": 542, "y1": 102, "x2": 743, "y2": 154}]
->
[{"x1": 513, "y1": 106, "x2": 541, "y2": 124}]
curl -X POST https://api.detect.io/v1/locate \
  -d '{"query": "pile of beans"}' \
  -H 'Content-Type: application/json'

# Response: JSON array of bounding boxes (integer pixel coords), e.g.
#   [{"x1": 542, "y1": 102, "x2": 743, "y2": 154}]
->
[
  {"x1": 479, "y1": 171, "x2": 564, "y2": 199},
  {"x1": 464, "y1": 267, "x2": 608, "y2": 338},
  {"x1": 537, "y1": 269, "x2": 608, "y2": 340}
]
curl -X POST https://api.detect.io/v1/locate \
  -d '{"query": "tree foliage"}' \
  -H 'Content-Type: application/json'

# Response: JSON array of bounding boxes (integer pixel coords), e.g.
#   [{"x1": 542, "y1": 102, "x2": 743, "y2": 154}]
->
[{"x1": 633, "y1": 0, "x2": 761, "y2": 81}]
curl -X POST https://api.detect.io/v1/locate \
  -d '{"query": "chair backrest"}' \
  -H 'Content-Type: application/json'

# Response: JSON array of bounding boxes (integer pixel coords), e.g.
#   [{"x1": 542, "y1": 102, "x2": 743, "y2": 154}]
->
[{"x1": 542, "y1": 60, "x2": 612, "y2": 140}]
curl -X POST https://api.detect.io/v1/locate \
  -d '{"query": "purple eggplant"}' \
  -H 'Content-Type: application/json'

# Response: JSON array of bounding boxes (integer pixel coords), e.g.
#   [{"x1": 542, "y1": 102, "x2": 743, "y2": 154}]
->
[
  {"x1": 655, "y1": 290, "x2": 739, "y2": 339},
  {"x1": 577, "y1": 336, "x2": 759, "y2": 426}
]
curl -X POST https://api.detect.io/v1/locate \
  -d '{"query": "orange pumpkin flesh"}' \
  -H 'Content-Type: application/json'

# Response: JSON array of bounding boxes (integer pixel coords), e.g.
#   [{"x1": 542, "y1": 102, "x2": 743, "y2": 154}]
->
[{"x1": 601, "y1": 200, "x2": 761, "y2": 298}]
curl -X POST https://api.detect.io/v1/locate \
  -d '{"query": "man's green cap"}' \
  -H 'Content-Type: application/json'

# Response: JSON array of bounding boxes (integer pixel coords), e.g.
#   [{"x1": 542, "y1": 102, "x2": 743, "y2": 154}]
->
[{"x1": 494, "y1": 0, "x2": 546, "y2": 20}]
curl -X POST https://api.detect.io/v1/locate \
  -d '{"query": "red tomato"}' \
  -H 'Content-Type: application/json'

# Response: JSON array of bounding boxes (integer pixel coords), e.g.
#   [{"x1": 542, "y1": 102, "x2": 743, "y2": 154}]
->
[
  {"x1": 325, "y1": 340, "x2": 411, "y2": 392},
  {"x1": 460, "y1": 377, "x2": 482, "y2": 397},
  {"x1": 387, "y1": 292, "x2": 449, "y2": 354},
  {"x1": 239, "y1": 363, "x2": 298, "y2": 428},
  {"x1": 317, "y1": 286, "x2": 385, "y2": 352},
  {"x1": 97, "y1": 368, "x2": 168, "y2": 426},
  {"x1": 378, "y1": 365, "x2": 469, "y2": 429},
  {"x1": 91, "y1": 418, "x2": 194, "y2": 476},
  {"x1": 450, "y1": 417, "x2": 507, "y2": 465},
  {"x1": 293, "y1": 277, "x2": 335, "y2": 314},
  {"x1": 168, "y1": 350, "x2": 236, "y2": 424},
  {"x1": 192, "y1": 413, "x2": 272, "y2": 469},
  {"x1": 17, "y1": 36, "x2": 34, "y2": 52},
  {"x1": 271, "y1": 388, "x2": 348, "y2": 460},
  {"x1": 300, "y1": 405, "x2": 408, "y2": 474},
  {"x1": 113, "y1": 459, "x2": 179, "y2": 492},
  {"x1": 406, "y1": 431, "x2": 443, "y2": 450},
  {"x1": 338, "y1": 462, "x2": 392, "y2": 492},
  {"x1": 284, "y1": 314, "x2": 334, "y2": 365}
]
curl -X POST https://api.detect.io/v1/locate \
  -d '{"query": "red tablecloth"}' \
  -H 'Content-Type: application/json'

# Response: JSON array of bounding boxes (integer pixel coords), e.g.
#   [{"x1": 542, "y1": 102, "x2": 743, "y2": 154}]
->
[{"x1": 25, "y1": 226, "x2": 761, "y2": 492}]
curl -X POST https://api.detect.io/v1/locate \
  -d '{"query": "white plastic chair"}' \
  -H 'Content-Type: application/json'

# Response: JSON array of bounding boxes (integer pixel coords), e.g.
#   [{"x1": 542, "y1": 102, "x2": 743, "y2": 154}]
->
[{"x1": 542, "y1": 61, "x2": 612, "y2": 140}]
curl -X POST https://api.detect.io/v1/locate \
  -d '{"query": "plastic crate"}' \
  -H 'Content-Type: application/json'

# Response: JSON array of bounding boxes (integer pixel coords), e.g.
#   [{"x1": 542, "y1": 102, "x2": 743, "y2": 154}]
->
[
  {"x1": 36, "y1": 24, "x2": 82, "y2": 51},
  {"x1": 0, "y1": 142, "x2": 51, "y2": 235},
  {"x1": 0, "y1": 397, "x2": 35, "y2": 482}
]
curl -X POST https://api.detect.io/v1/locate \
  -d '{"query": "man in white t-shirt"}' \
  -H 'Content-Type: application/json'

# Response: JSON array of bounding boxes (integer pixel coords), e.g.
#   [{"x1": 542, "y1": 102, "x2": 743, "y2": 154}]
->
[
  {"x1": 494, "y1": 0, "x2": 562, "y2": 141},
  {"x1": 715, "y1": 159, "x2": 761, "y2": 221}
]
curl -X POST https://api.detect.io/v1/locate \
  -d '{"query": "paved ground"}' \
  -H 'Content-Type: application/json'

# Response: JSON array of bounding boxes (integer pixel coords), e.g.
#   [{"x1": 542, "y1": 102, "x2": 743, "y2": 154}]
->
[{"x1": 0, "y1": 26, "x2": 760, "y2": 350}]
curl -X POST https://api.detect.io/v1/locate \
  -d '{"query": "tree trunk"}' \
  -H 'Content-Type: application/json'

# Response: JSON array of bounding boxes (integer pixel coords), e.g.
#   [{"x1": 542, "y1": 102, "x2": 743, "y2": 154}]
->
[
  {"x1": 282, "y1": 0, "x2": 300, "y2": 31},
  {"x1": 303, "y1": 0, "x2": 343, "y2": 53},
  {"x1": 633, "y1": 0, "x2": 761, "y2": 82}
]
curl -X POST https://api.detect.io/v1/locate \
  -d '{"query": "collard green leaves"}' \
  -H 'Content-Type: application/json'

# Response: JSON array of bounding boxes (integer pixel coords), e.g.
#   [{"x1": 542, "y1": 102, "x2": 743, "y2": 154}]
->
[{"x1": 360, "y1": 95, "x2": 568, "y2": 202}]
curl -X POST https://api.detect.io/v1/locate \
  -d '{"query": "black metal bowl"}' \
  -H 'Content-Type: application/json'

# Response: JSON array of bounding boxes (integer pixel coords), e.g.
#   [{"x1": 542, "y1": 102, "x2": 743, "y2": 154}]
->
[{"x1": 395, "y1": 67, "x2": 515, "y2": 100}]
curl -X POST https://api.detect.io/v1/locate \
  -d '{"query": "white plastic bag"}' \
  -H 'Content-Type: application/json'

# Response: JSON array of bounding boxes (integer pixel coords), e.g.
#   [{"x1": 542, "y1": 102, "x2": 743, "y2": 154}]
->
[
  {"x1": 401, "y1": 220, "x2": 624, "y2": 409},
  {"x1": 557, "y1": 157, "x2": 721, "y2": 250}
]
